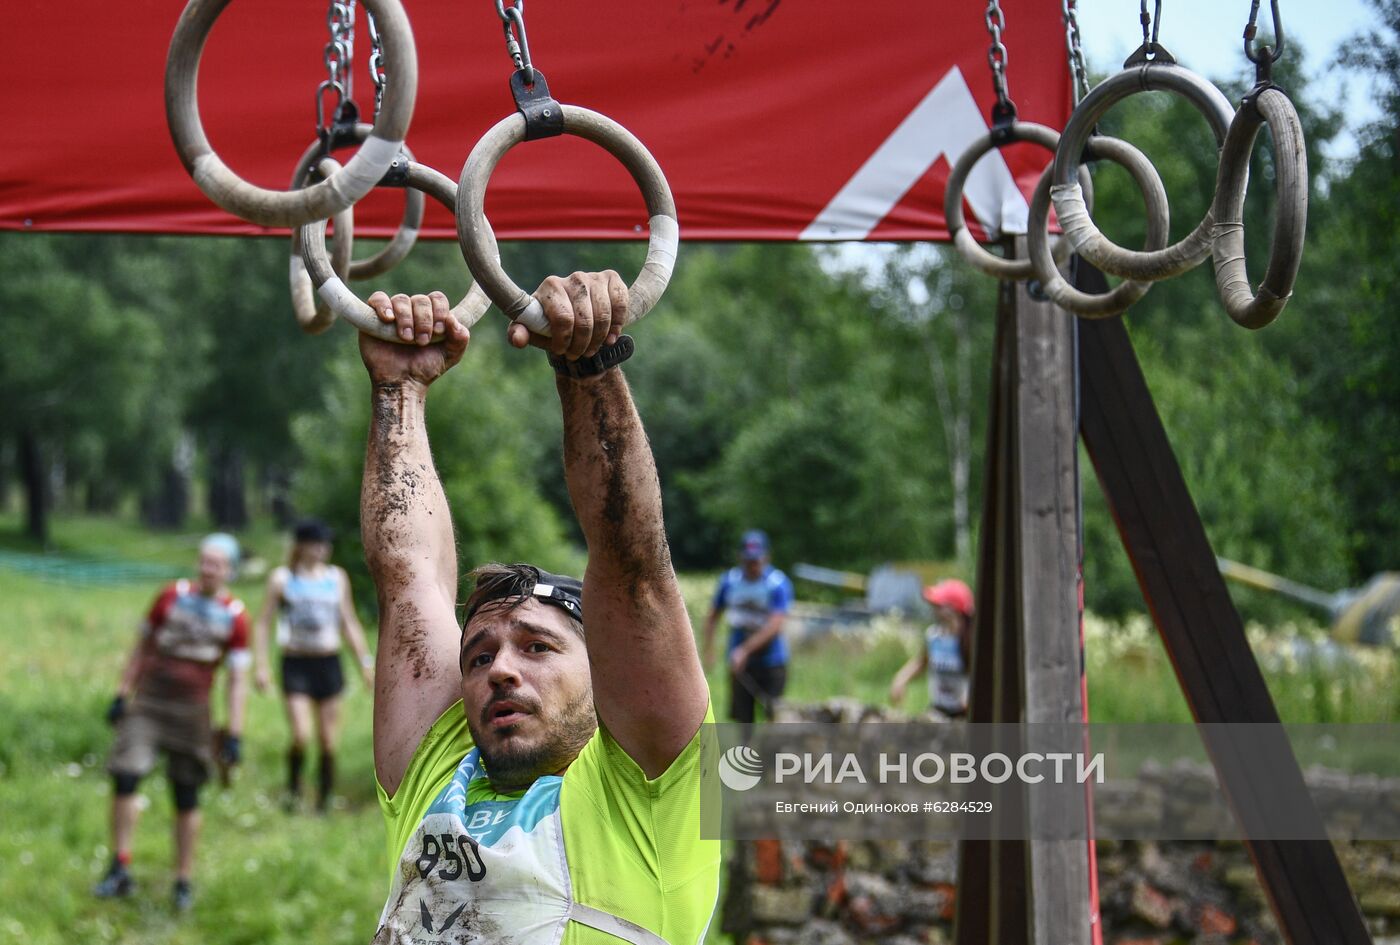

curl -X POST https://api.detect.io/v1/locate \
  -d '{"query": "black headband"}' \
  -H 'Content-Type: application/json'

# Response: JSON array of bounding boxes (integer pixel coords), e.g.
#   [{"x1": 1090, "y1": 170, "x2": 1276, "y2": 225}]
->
[{"x1": 463, "y1": 566, "x2": 584, "y2": 627}]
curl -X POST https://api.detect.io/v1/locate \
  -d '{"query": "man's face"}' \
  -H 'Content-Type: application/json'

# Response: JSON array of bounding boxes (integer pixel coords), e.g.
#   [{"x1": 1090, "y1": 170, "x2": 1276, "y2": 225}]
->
[
  {"x1": 197, "y1": 548, "x2": 231, "y2": 594},
  {"x1": 459, "y1": 598, "x2": 596, "y2": 791},
  {"x1": 742, "y1": 555, "x2": 767, "y2": 580}
]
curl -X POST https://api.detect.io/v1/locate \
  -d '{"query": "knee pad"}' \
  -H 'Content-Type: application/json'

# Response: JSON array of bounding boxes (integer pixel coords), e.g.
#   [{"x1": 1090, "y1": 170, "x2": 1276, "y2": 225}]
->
[
  {"x1": 171, "y1": 780, "x2": 201, "y2": 812},
  {"x1": 113, "y1": 773, "x2": 141, "y2": 796}
]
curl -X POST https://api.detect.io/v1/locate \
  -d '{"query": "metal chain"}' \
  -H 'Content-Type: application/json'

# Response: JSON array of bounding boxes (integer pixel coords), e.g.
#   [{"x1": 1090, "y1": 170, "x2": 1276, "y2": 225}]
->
[
  {"x1": 1062, "y1": 0, "x2": 1091, "y2": 104},
  {"x1": 984, "y1": 0, "x2": 1012, "y2": 112},
  {"x1": 494, "y1": 0, "x2": 535, "y2": 83},
  {"x1": 316, "y1": 1, "x2": 357, "y2": 132},
  {"x1": 367, "y1": 10, "x2": 386, "y2": 121}
]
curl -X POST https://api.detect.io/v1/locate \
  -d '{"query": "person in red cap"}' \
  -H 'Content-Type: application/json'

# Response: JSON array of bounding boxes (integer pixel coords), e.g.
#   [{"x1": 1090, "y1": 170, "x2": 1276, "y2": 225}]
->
[{"x1": 889, "y1": 579, "x2": 974, "y2": 718}]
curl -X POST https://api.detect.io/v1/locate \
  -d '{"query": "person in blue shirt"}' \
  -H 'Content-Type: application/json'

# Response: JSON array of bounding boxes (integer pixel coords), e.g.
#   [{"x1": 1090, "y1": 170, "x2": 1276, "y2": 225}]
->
[{"x1": 701, "y1": 530, "x2": 794, "y2": 723}]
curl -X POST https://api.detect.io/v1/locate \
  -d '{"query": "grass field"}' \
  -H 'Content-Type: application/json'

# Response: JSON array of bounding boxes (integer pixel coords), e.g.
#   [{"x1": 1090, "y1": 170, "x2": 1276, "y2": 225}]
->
[{"x1": 0, "y1": 513, "x2": 1395, "y2": 944}]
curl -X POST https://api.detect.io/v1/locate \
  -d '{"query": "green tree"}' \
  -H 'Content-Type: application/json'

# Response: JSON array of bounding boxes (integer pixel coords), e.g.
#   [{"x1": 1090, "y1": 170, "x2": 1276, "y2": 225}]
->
[
  {"x1": 0, "y1": 235, "x2": 168, "y2": 543},
  {"x1": 1268, "y1": 0, "x2": 1400, "y2": 577}
]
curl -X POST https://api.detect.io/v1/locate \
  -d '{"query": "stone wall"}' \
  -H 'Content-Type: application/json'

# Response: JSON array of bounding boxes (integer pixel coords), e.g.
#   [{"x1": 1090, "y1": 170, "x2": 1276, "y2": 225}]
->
[
  {"x1": 722, "y1": 835, "x2": 1400, "y2": 945},
  {"x1": 723, "y1": 702, "x2": 1400, "y2": 945}
]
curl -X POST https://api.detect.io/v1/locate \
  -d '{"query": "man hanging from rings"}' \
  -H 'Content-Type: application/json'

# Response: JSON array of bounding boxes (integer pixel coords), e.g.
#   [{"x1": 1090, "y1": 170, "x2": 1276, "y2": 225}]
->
[{"x1": 358, "y1": 276, "x2": 719, "y2": 945}]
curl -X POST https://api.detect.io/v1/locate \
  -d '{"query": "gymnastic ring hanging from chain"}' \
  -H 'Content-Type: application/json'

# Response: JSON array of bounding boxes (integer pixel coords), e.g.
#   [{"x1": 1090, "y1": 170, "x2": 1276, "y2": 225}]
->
[
  {"x1": 288, "y1": 123, "x2": 426, "y2": 283},
  {"x1": 301, "y1": 162, "x2": 494, "y2": 342},
  {"x1": 1049, "y1": 44, "x2": 1234, "y2": 283},
  {"x1": 945, "y1": 122, "x2": 1094, "y2": 281},
  {"x1": 1028, "y1": 135, "x2": 1171, "y2": 318},
  {"x1": 457, "y1": 103, "x2": 678, "y2": 335},
  {"x1": 1210, "y1": 87, "x2": 1307, "y2": 328},
  {"x1": 457, "y1": 3, "x2": 678, "y2": 336},
  {"x1": 289, "y1": 156, "x2": 355, "y2": 335},
  {"x1": 1210, "y1": 0, "x2": 1308, "y2": 329},
  {"x1": 165, "y1": 0, "x2": 418, "y2": 228}
]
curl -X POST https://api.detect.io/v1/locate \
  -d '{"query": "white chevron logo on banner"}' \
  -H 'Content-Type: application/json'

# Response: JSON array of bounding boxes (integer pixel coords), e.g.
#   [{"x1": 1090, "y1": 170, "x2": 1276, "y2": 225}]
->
[{"x1": 800, "y1": 66, "x2": 1027, "y2": 242}]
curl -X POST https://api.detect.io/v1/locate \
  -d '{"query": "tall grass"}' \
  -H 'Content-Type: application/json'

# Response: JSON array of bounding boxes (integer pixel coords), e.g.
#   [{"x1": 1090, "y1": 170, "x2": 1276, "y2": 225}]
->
[{"x1": 0, "y1": 516, "x2": 1394, "y2": 945}]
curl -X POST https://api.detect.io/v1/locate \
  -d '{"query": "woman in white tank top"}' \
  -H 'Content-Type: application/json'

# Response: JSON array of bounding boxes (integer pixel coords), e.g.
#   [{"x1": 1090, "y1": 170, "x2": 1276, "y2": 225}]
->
[{"x1": 252, "y1": 519, "x2": 375, "y2": 811}]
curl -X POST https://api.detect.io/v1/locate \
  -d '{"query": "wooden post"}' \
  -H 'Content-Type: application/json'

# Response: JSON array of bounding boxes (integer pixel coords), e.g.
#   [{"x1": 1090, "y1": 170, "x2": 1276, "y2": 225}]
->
[
  {"x1": 956, "y1": 273, "x2": 1029, "y2": 945},
  {"x1": 1076, "y1": 264, "x2": 1371, "y2": 945},
  {"x1": 1013, "y1": 238, "x2": 1092, "y2": 945},
  {"x1": 957, "y1": 244, "x2": 1092, "y2": 945}
]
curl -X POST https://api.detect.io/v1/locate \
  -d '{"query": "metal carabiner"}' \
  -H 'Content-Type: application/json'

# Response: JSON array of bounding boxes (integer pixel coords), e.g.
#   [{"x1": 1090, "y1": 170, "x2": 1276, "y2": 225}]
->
[
  {"x1": 315, "y1": 79, "x2": 346, "y2": 135},
  {"x1": 501, "y1": 4, "x2": 535, "y2": 84},
  {"x1": 1244, "y1": 0, "x2": 1285, "y2": 65}
]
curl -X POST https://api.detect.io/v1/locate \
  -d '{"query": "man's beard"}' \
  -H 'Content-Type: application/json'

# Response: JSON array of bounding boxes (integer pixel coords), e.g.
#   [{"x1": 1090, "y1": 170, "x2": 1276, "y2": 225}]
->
[{"x1": 471, "y1": 686, "x2": 597, "y2": 790}]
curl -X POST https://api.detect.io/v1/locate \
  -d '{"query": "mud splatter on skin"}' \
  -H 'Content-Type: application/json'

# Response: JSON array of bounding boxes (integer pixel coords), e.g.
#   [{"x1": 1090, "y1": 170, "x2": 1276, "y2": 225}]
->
[
  {"x1": 366, "y1": 384, "x2": 430, "y2": 529},
  {"x1": 558, "y1": 373, "x2": 675, "y2": 602},
  {"x1": 363, "y1": 383, "x2": 455, "y2": 691},
  {"x1": 382, "y1": 598, "x2": 434, "y2": 682}
]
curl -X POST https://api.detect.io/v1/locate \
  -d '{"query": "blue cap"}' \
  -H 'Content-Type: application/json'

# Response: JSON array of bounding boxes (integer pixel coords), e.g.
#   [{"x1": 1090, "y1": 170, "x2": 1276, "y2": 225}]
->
[{"x1": 740, "y1": 530, "x2": 770, "y2": 561}]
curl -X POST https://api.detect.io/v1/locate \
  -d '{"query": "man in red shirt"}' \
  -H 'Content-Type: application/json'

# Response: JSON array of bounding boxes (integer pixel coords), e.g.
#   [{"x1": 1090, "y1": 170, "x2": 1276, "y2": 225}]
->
[{"x1": 94, "y1": 533, "x2": 251, "y2": 911}]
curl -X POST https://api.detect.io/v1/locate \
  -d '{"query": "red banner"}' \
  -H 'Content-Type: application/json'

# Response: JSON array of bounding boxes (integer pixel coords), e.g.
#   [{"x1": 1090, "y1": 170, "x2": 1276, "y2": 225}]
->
[{"x1": 3, "y1": 1, "x2": 1068, "y2": 242}]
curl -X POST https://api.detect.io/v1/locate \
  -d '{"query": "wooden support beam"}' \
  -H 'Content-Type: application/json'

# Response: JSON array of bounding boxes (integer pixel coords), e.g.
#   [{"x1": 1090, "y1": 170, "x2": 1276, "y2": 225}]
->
[
  {"x1": 1075, "y1": 263, "x2": 1370, "y2": 945},
  {"x1": 1013, "y1": 240, "x2": 1092, "y2": 945},
  {"x1": 957, "y1": 276, "x2": 1028, "y2": 945},
  {"x1": 958, "y1": 252, "x2": 1093, "y2": 945}
]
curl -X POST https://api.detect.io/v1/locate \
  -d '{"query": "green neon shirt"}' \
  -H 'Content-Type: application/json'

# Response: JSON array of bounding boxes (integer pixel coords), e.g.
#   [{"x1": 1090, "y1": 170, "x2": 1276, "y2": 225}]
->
[{"x1": 377, "y1": 700, "x2": 721, "y2": 945}]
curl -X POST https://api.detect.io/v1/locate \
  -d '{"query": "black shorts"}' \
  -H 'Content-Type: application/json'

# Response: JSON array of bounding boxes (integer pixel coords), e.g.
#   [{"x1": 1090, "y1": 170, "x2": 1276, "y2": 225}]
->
[{"x1": 281, "y1": 654, "x2": 345, "y2": 701}]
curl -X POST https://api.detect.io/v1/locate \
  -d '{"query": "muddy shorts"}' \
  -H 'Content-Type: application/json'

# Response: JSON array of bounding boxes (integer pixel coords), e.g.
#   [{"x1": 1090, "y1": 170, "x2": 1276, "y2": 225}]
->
[{"x1": 107, "y1": 696, "x2": 213, "y2": 787}]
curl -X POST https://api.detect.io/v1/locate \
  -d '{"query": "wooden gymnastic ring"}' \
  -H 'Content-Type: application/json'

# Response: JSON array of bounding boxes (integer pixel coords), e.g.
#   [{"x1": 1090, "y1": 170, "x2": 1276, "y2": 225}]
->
[
  {"x1": 165, "y1": 0, "x2": 417, "y2": 227},
  {"x1": 1028, "y1": 135, "x2": 1170, "y2": 318},
  {"x1": 945, "y1": 121, "x2": 1094, "y2": 281},
  {"x1": 287, "y1": 125, "x2": 425, "y2": 281},
  {"x1": 1210, "y1": 87, "x2": 1308, "y2": 329},
  {"x1": 301, "y1": 162, "x2": 491, "y2": 342},
  {"x1": 457, "y1": 105, "x2": 678, "y2": 336},
  {"x1": 1050, "y1": 52, "x2": 1233, "y2": 282},
  {"x1": 289, "y1": 156, "x2": 355, "y2": 335}
]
